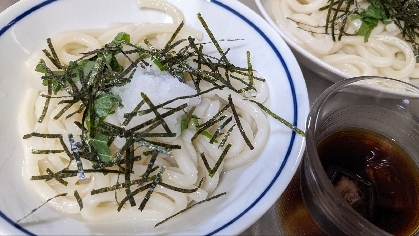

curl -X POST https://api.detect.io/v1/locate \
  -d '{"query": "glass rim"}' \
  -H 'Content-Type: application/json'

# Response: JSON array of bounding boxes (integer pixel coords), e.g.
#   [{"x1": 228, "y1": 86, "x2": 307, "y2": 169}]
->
[{"x1": 306, "y1": 76, "x2": 419, "y2": 148}]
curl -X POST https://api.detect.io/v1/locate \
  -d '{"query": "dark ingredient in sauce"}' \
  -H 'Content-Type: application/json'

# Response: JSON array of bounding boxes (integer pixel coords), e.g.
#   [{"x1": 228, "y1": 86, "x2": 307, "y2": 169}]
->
[{"x1": 318, "y1": 128, "x2": 419, "y2": 235}]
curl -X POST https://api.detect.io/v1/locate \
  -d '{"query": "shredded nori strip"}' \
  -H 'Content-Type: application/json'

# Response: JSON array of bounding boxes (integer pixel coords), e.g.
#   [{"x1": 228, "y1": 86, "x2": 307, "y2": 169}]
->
[
  {"x1": 137, "y1": 139, "x2": 181, "y2": 156},
  {"x1": 228, "y1": 95, "x2": 254, "y2": 150},
  {"x1": 122, "y1": 100, "x2": 145, "y2": 127},
  {"x1": 139, "y1": 166, "x2": 165, "y2": 211},
  {"x1": 154, "y1": 192, "x2": 227, "y2": 227},
  {"x1": 61, "y1": 168, "x2": 122, "y2": 175},
  {"x1": 158, "y1": 177, "x2": 204, "y2": 193},
  {"x1": 53, "y1": 101, "x2": 77, "y2": 120},
  {"x1": 23, "y1": 132, "x2": 61, "y2": 139},
  {"x1": 124, "y1": 146, "x2": 136, "y2": 207},
  {"x1": 210, "y1": 116, "x2": 233, "y2": 144},
  {"x1": 163, "y1": 21, "x2": 185, "y2": 53},
  {"x1": 247, "y1": 100, "x2": 306, "y2": 137},
  {"x1": 23, "y1": 132, "x2": 73, "y2": 158},
  {"x1": 200, "y1": 144, "x2": 232, "y2": 177},
  {"x1": 128, "y1": 103, "x2": 188, "y2": 133},
  {"x1": 74, "y1": 190, "x2": 83, "y2": 211},
  {"x1": 324, "y1": 0, "x2": 354, "y2": 41},
  {"x1": 37, "y1": 80, "x2": 52, "y2": 123},
  {"x1": 219, "y1": 124, "x2": 235, "y2": 148},
  {"x1": 117, "y1": 183, "x2": 153, "y2": 212},
  {"x1": 90, "y1": 167, "x2": 158, "y2": 195},
  {"x1": 198, "y1": 13, "x2": 229, "y2": 66},
  {"x1": 124, "y1": 85, "x2": 225, "y2": 119},
  {"x1": 31, "y1": 169, "x2": 77, "y2": 181},
  {"x1": 191, "y1": 115, "x2": 227, "y2": 141},
  {"x1": 187, "y1": 103, "x2": 230, "y2": 141},
  {"x1": 140, "y1": 92, "x2": 172, "y2": 134},
  {"x1": 16, "y1": 193, "x2": 68, "y2": 223},
  {"x1": 47, "y1": 168, "x2": 68, "y2": 186},
  {"x1": 66, "y1": 103, "x2": 85, "y2": 119},
  {"x1": 237, "y1": 51, "x2": 255, "y2": 93},
  {"x1": 142, "y1": 151, "x2": 159, "y2": 183},
  {"x1": 43, "y1": 38, "x2": 64, "y2": 70},
  {"x1": 31, "y1": 149, "x2": 64, "y2": 154}
]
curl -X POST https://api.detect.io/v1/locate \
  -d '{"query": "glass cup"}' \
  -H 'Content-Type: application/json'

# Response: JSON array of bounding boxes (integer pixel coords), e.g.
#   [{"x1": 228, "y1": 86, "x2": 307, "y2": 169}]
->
[{"x1": 301, "y1": 76, "x2": 419, "y2": 235}]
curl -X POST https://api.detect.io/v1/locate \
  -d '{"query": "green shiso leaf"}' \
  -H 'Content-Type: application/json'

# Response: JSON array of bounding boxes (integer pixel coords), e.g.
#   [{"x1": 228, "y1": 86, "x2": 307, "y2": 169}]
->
[
  {"x1": 351, "y1": 0, "x2": 391, "y2": 42},
  {"x1": 89, "y1": 133, "x2": 112, "y2": 163},
  {"x1": 94, "y1": 93, "x2": 122, "y2": 119},
  {"x1": 113, "y1": 32, "x2": 131, "y2": 44}
]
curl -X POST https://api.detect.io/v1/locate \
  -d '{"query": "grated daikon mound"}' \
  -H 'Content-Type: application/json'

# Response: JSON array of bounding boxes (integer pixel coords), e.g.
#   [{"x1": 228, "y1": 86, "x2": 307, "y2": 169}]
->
[{"x1": 112, "y1": 67, "x2": 200, "y2": 143}]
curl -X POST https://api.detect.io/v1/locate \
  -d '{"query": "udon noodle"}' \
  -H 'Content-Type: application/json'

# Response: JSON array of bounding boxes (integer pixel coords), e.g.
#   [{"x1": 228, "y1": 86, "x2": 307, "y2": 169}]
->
[
  {"x1": 267, "y1": 0, "x2": 419, "y2": 84},
  {"x1": 19, "y1": 0, "x2": 270, "y2": 222}
]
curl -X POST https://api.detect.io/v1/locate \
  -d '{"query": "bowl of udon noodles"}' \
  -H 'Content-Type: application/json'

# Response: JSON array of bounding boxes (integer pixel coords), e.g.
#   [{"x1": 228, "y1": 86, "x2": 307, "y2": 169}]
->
[
  {"x1": 255, "y1": 0, "x2": 419, "y2": 86},
  {"x1": 0, "y1": 0, "x2": 308, "y2": 235}
]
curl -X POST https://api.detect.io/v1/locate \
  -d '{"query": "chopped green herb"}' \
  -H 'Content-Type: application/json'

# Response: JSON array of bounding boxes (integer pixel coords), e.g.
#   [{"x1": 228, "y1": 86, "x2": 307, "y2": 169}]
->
[
  {"x1": 351, "y1": 0, "x2": 391, "y2": 42},
  {"x1": 180, "y1": 106, "x2": 196, "y2": 132},
  {"x1": 89, "y1": 133, "x2": 112, "y2": 163},
  {"x1": 94, "y1": 93, "x2": 122, "y2": 119}
]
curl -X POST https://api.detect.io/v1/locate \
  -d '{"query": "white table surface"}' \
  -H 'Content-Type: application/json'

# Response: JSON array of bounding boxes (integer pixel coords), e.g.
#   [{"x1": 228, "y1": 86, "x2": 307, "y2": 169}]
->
[{"x1": 0, "y1": 0, "x2": 334, "y2": 235}]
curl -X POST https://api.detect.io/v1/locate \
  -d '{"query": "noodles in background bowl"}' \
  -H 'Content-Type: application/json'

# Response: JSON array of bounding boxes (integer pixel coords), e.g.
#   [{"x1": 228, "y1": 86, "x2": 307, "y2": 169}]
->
[
  {"x1": 263, "y1": 0, "x2": 419, "y2": 85},
  {"x1": 19, "y1": 0, "x2": 271, "y2": 224}
]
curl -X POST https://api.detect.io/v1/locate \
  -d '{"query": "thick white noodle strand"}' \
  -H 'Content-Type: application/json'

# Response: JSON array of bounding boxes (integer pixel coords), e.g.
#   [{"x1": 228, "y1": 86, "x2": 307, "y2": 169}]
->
[
  {"x1": 137, "y1": 0, "x2": 184, "y2": 25},
  {"x1": 201, "y1": 87, "x2": 269, "y2": 170}
]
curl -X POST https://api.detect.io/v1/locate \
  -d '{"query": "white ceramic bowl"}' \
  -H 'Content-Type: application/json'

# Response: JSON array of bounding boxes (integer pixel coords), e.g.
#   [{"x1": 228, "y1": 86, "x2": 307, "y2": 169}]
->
[
  {"x1": 0, "y1": 0, "x2": 308, "y2": 235},
  {"x1": 255, "y1": 0, "x2": 352, "y2": 82}
]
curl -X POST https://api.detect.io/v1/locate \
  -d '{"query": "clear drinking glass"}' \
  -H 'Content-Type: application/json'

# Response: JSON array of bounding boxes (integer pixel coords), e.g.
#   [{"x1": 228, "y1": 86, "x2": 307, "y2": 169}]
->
[{"x1": 301, "y1": 76, "x2": 419, "y2": 235}]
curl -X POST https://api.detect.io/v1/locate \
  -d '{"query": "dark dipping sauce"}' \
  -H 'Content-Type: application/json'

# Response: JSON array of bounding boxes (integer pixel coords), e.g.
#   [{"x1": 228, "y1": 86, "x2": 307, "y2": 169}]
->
[{"x1": 318, "y1": 128, "x2": 419, "y2": 235}]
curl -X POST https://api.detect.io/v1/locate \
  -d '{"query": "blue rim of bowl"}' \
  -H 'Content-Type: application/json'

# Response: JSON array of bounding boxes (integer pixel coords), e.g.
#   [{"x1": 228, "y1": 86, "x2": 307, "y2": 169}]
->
[{"x1": 0, "y1": 0, "x2": 300, "y2": 235}]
